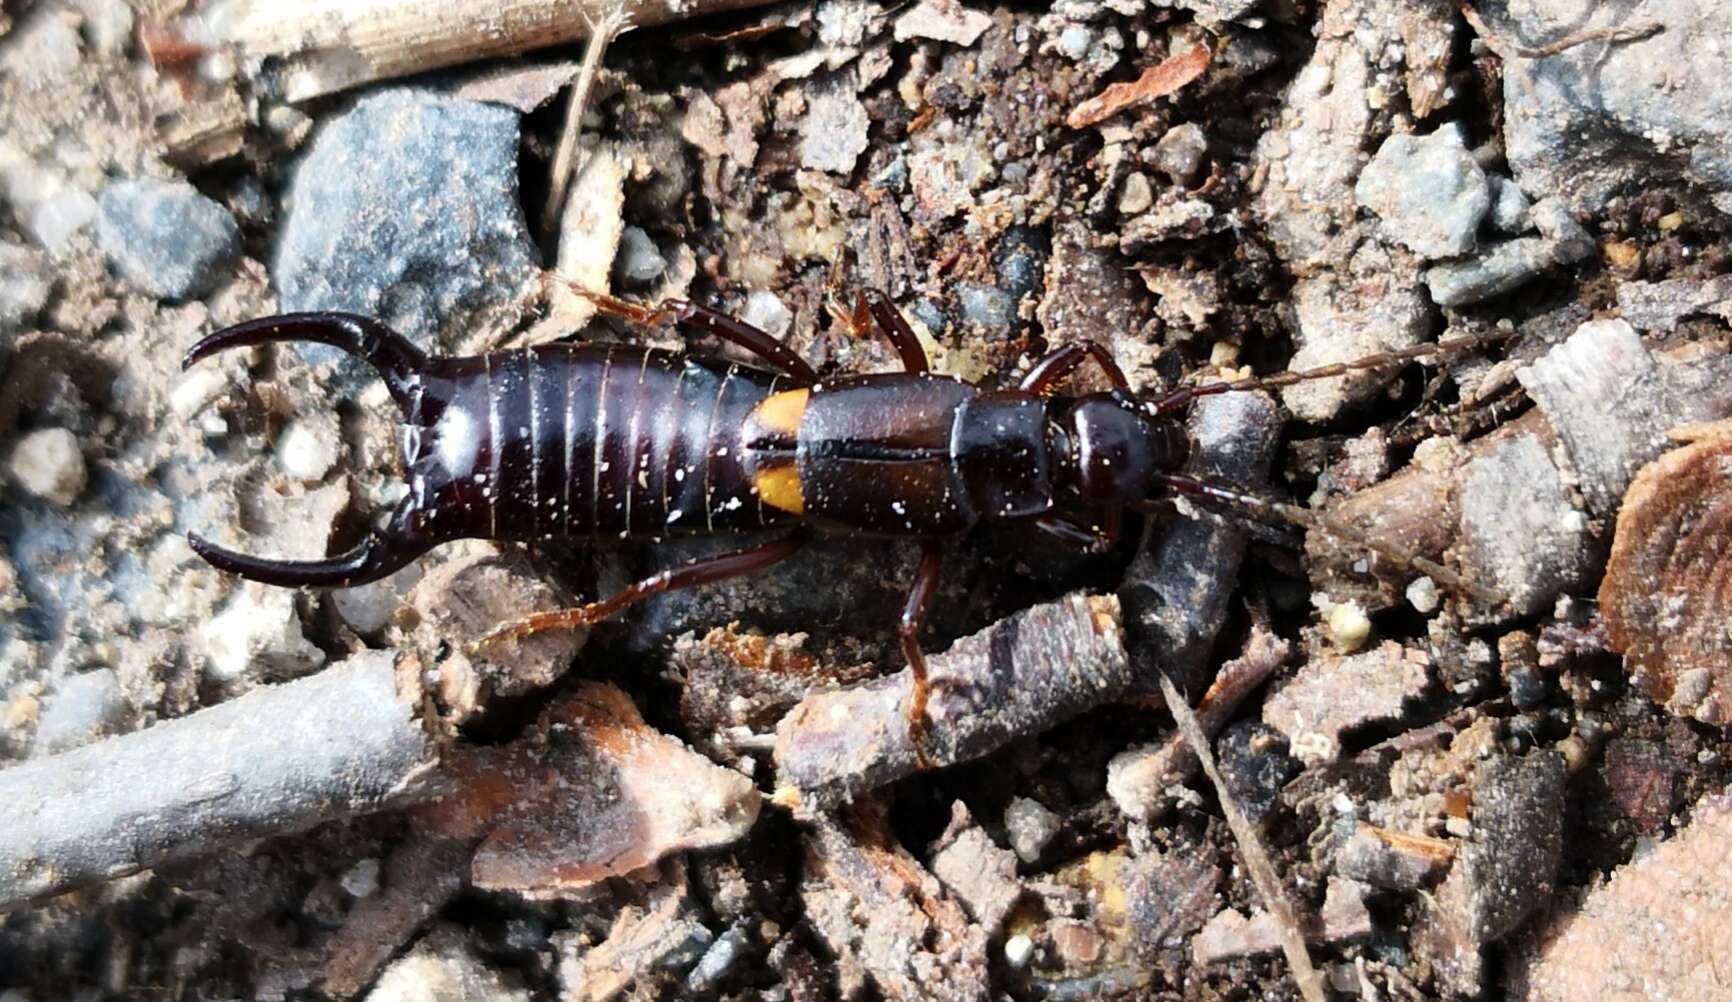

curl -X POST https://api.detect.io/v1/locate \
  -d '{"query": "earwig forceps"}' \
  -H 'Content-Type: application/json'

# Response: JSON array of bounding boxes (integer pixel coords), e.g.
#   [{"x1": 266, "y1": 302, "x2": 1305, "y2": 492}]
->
[{"x1": 180, "y1": 312, "x2": 439, "y2": 589}]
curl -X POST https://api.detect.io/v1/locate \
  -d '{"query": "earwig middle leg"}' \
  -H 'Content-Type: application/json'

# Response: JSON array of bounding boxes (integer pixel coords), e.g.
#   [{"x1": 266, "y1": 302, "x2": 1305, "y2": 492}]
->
[
  {"x1": 860, "y1": 289, "x2": 930, "y2": 374},
  {"x1": 567, "y1": 285, "x2": 818, "y2": 384},
  {"x1": 899, "y1": 542, "x2": 945, "y2": 770},
  {"x1": 1020, "y1": 341, "x2": 1129, "y2": 394},
  {"x1": 473, "y1": 533, "x2": 805, "y2": 652}
]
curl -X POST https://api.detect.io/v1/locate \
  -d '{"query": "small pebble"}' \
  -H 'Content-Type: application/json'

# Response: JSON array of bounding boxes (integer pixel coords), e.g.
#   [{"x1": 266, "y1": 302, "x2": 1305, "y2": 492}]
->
[
  {"x1": 1003, "y1": 933, "x2": 1034, "y2": 967},
  {"x1": 96, "y1": 178, "x2": 241, "y2": 300},
  {"x1": 741, "y1": 289, "x2": 792, "y2": 339},
  {"x1": 0, "y1": 241, "x2": 50, "y2": 333},
  {"x1": 1406, "y1": 575, "x2": 1440, "y2": 614},
  {"x1": 1317, "y1": 596, "x2": 1371, "y2": 652},
  {"x1": 684, "y1": 925, "x2": 749, "y2": 993},
  {"x1": 9, "y1": 427, "x2": 86, "y2": 506},
  {"x1": 1486, "y1": 175, "x2": 1532, "y2": 234},
  {"x1": 340, "y1": 858, "x2": 382, "y2": 898},
  {"x1": 957, "y1": 281, "x2": 1016, "y2": 330},
  {"x1": 1004, "y1": 796, "x2": 1061, "y2": 863},
  {"x1": 275, "y1": 419, "x2": 339, "y2": 482},
  {"x1": 1, "y1": 12, "x2": 82, "y2": 84},
  {"x1": 1354, "y1": 124, "x2": 1490, "y2": 259},
  {"x1": 1151, "y1": 123, "x2": 1208, "y2": 186},
  {"x1": 612, "y1": 226, "x2": 667, "y2": 285},
  {"x1": 1117, "y1": 172, "x2": 1154, "y2": 215},
  {"x1": 199, "y1": 587, "x2": 326, "y2": 683},
  {"x1": 33, "y1": 668, "x2": 128, "y2": 755},
  {"x1": 1057, "y1": 25, "x2": 1092, "y2": 61},
  {"x1": 72, "y1": 0, "x2": 135, "y2": 56}
]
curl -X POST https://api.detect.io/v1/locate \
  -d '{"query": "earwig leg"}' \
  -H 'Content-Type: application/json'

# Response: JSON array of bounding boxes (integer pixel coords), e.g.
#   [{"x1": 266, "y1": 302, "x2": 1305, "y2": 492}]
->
[
  {"x1": 1147, "y1": 474, "x2": 1503, "y2": 605},
  {"x1": 1020, "y1": 341, "x2": 1129, "y2": 395},
  {"x1": 472, "y1": 534, "x2": 805, "y2": 653},
  {"x1": 187, "y1": 495, "x2": 433, "y2": 589},
  {"x1": 1034, "y1": 507, "x2": 1123, "y2": 554},
  {"x1": 571, "y1": 285, "x2": 819, "y2": 384},
  {"x1": 182, "y1": 312, "x2": 428, "y2": 408},
  {"x1": 899, "y1": 542, "x2": 945, "y2": 770},
  {"x1": 860, "y1": 289, "x2": 930, "y2": 374}
]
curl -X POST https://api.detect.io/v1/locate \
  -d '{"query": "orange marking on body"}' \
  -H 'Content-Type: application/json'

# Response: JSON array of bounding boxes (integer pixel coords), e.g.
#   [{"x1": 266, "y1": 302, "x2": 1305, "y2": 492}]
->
[
  {"x1": 755, "y1": 465, "x2": 806, "y2": 515},
  {"x1": 750, "y1": 388, "x2": 809, "y2": 439}
]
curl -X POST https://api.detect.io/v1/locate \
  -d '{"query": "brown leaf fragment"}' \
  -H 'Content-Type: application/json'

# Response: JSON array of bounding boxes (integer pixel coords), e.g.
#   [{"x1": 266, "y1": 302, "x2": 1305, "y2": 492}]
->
[
  {"x1": 800, "y1": 805, "x2": 990, "y2": 1002},
  {"x1": 1066, "y1": 45, "x2": 1211, "y2": 129},
  {"x1": 1336, "y1": 824, "x2": 1454, "y2": 891},
  {"x1": 1599, "y1": 429, "x2": 1732, "y2": 725},
  {"x1": 773, "y1": 593, "x2": 1128, "y2": 809},
  {"x1": 454, "y1": 59, "x2": 583, "y2": 112},
  {"x1": 421, "y1": 682, "x2": 759, "y2": 897},
  {"x1": 1517, "y1": 791, "x2": 1732, "y2": 1002}
]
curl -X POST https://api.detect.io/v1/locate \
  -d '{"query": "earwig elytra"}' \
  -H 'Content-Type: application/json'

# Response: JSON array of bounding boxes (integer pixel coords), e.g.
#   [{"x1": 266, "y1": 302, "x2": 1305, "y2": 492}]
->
[{"x1": 183, "y1": 288, "x2": 1499, "y2": 758}]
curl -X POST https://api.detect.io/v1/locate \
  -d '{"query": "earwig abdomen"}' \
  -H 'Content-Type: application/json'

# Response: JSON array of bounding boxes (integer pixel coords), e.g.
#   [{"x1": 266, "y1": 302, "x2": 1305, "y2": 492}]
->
[{"x1": 404, "y1": 344, "x2": 795, "y2": 546}]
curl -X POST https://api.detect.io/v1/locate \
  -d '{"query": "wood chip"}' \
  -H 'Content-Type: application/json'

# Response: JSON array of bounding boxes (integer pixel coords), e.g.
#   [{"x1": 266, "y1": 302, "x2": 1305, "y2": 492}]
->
[{"x1": 1066, "y1": 45, "x2": 1211, "y2": 129}]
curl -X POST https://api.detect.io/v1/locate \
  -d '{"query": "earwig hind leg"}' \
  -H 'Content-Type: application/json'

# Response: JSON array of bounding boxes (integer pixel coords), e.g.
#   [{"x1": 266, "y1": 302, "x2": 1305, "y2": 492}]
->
[
  {"x1": 565, "y1": 282, "x2": 818, "y2": 384},
  {"x1": 188, "y1": 496, "x2": 433, "y2": 589},
  {"x1": 182, "y1": 312, "x2": 429, "y2": 408},
  {"x1": 471, "y1": 533, "x2": 805, "y2": 655},
  {"x1": 899, "y1": 542, "x2": 945, "y2": 770},
  {"x1": 1020, "y1": 341, "x2": 1129, "y2": 395}
]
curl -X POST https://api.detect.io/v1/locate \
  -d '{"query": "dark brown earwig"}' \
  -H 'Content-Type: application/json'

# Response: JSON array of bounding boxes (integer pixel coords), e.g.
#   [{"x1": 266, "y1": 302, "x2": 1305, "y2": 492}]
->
[{"x1": 184, "y1": 289, "x2": 1500, "y2": 759}]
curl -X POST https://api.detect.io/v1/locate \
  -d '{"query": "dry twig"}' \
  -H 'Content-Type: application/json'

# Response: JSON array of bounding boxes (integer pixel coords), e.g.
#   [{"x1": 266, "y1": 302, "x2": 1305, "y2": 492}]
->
[
  {"x1": 1159, "y1": 668, "x2": 1327, "y2": 1002},
  {"x1": 541, "y1": 2, "x2": 631, "y2": 241},
  {"x1": 1066, "y1": 44, "x2": 1211, "y2": 128},
  {"x1": 1454, "y1": 1, "x2": 1663, "y2": 61}
]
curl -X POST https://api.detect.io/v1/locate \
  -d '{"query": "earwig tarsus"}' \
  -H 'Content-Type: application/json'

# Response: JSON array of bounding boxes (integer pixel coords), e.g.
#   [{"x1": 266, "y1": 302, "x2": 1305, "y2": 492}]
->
[{"x1": 184, "y1": 289, "x2": 1500, "y2": 761}]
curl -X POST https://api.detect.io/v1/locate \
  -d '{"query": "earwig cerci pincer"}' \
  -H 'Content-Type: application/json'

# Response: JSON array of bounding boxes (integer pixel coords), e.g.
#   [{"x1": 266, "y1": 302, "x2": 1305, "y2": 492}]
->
[{"x1": 183, "y1": 287, "x2": 1496, "y2": 756}]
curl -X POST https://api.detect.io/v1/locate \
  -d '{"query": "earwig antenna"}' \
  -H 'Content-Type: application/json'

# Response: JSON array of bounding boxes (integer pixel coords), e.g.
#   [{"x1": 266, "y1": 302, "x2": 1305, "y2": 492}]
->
[
  {"x1": 1149, "y1": 328, "x2": 1524, "y2": 416},
  {"x1": 1147, "y1": 474, "x2": 1503, "y2": 606}
]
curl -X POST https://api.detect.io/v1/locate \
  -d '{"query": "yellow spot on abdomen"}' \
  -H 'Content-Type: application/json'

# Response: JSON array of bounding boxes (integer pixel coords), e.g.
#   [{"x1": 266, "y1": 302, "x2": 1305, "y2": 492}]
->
[
  {"x1": 755, "y1": 465, "x2": 805, "y2": 515},
  {"x1": 749, "y1": 388, "x2": 809, "y2": 439}
]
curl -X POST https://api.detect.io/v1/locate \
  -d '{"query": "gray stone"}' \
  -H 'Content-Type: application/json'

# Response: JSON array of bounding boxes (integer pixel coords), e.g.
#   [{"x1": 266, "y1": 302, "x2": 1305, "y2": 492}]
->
[
  {"x1": 799, "y1": 86, "x2": 870, "y2": 175},
  {"x1": 1057, "y1": 25, "x2": 1092, "y2": 61},
  {"x1": 1354, "y1": 125, "x2": 1490, "y2": 259},
  {"x1": 275, "y1": 90, "x2": 538, "y2": 386},
  {"x1": 1151, "y1": 123, "x2": 1207, "y2": 186},
  {"x1": 1004, "y1": 796, "x2": 1061, "y2": 863},
  {"x1": 1486, "y1": 175, "x2": 1532, "y2": 234},
  {"x1": 1424, "y1": 236, "x2": 1560, "y2": 307},
  {"x1": 1528, "y1": 197, "x2": 1593, "y2": 262},
  {"x1": 613, "y1": 225, "x2": 666, "y2": 285},
  {"x1": 0, "y1": 240, "x2": 49, "y2": 333},
  {"x1": 1504, "y1": 0, "x2": 1732, "y2": 218},
  {"x1": 957, "y1": 281, "x2": 1016, "y2": 330},
  {"x1": 33, "y1": 669, "x2": 128, "y2": 755},
  {"x1": 741, "y1": 289, "x2": 792, "y2": 339},
  {"x1": 1152, "y1": 0, "x2": 1263, "y2": 22},
  {"x1": 96, "y1": 178, "x2": 240, "y2": 299}
]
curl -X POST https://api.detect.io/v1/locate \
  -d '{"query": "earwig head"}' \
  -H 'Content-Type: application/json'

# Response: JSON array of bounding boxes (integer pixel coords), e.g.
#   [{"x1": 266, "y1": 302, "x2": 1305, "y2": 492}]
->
[
  {"x1": 1055, "y1": 391, "x2": 1191, "y2": 505},
  {"x1": 182, "y1": 312, "x2": 436, "y2": 588}
]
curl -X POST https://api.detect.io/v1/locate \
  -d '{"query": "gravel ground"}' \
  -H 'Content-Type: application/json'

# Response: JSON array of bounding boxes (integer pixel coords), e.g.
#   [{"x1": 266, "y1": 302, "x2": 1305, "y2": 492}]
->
[{"x1": 3, "y1": 0, "x2": 1732, "y2": 1000}]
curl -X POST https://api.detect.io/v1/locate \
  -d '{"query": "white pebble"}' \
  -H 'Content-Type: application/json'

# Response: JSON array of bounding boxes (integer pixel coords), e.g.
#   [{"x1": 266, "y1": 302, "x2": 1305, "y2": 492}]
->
[
  {"x1": 741, "y1": 290, "x2": 793, "y2": 339},
  {"x1": 170, "y1": 366, "x2": 228, "y2": 418},
  {"x1": 1405, "y1": 575, "x2": 1440, "y2": 614},
  {"x1": 340, "y1": 858, "x2": 382, "y2": 898},
  {"x1": 1003, "y1": 934, "x2": 1034, "y2": 967},
  {"x1": 199, "y1": 587, "x2": 326, "y2": 682},
  {"x1": 275, "y1": 419, "x2": 339, "y2": 482},
  {"x1": 8, "y1": 427, "x2": 86, "y2": 505}
]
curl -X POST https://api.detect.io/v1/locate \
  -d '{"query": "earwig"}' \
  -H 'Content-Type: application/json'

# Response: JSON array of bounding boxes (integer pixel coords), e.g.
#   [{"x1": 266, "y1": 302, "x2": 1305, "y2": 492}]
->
[{"x1": 183, "y1": 289, "x2": 1502, "y2": 759}]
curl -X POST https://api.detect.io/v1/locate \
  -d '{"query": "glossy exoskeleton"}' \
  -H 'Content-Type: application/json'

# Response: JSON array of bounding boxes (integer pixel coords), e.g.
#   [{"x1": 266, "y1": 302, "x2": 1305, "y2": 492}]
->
[{"x1": 184, "y1": 289, "x2": 1484, "y2": 753}]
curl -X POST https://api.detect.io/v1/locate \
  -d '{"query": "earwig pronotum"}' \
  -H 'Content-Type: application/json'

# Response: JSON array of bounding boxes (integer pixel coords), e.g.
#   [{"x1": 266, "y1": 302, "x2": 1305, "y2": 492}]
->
[{"x1": 183, "y1": 288, "x2": 1500, "y2": 758}]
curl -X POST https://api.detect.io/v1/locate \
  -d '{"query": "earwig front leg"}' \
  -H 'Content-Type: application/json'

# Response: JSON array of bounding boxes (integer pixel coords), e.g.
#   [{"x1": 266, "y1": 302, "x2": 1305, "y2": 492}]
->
[
  {"x1": 1034, "y1": 506, "x2": 1123, "y2": 554},
  {"x1": 1021, "y1": 341, "x2": 1130, "y2": 394},
  {"x1": 899, "y1": 542, "x2": 945, "y2": 770},
  {"x1": 860, "y1": 289, "x2": 930, "y2": 374},
  {"x1": 472, "y1": 534, "x2": 805, "y2": 653}
]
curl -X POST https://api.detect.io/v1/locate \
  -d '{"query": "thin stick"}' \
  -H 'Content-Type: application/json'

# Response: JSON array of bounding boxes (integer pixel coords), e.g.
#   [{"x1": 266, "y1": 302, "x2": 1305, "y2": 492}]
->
[
  {"x1": 1454, "y1": 1, "x2": 1663, "y2": 61},
  {"x1": 542, "y1": 3, "x2": 631, "y2": 242},
  {"x1": 1159, "y1": 671, "x2": 1328, "y2": 1002}
]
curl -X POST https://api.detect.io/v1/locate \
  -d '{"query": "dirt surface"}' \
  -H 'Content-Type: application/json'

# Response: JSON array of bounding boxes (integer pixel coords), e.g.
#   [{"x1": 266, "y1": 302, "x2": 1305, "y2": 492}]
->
[{"x1": 3, "y1": 1, "x2": 1732, "y2": 1000}]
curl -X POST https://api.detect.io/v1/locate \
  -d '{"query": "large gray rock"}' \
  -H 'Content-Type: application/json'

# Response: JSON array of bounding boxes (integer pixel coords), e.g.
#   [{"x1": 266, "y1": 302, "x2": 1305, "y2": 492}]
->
[
  {"x1": 275, "y1": 89, "x2": 539, "y2": 385},
  {"x1": 96, "y1": 178, "x2": 240, "y2": 299},
  {"x1": 1503, "y1": 0, "x2": 1732, "y2": 217}
]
